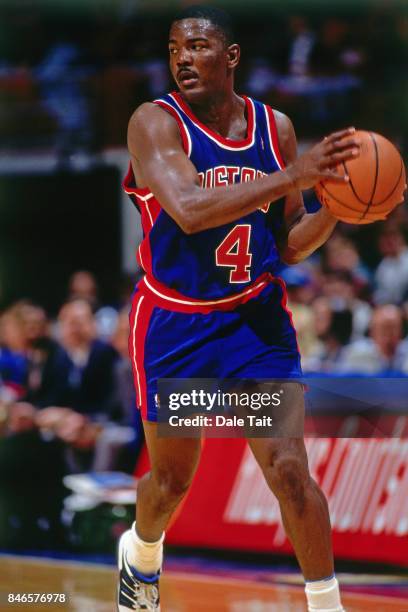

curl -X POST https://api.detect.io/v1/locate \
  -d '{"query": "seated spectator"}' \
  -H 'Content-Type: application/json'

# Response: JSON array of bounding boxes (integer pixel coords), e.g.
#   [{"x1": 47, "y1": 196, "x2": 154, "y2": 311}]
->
[
  {"x1": 50, "y1": 298, "x2": 119, "y2": 417},
  {"x1": 321, "y1": 270, "x2": 372, "y2": 340},
  {"x1": 0, "y1": 305, "x2": 28, "y2": 402},
  {"x1": 282, "y1": 266, "x2": 321, "y2": 363},
  {"x1": 0, "y1": 300, "x2": 65, "y2": 435},
  {"x1": 68, "y1": 270, "x2": 118, "y2": 340},
  {"x1": 322, "y1": 233, "x2": 372, "y2": 290},
  {"x1": 68, "y1": 270, "x2": 99, "y2": 308},
  {"x1": 35, "y1": 298, "x2": 122, "y2": 471},
  {"x1": 304, "y1": 299, "x2": 353, "y2": 372},
  {"x1": 336, "y1": 305, "x2": 408, "y2": 374},
  {"x1": 374, "y1": 227, "x2": 408, "y2": 305},
  {"x1": 16, "y1": 301, "x2": 70, "y2": 408},
  {"x1": 3, "y1": 298, "x2": 138, "y2": 474},
  {"x1": 281, "y1": 265, "x2": 317, "y2": 306}
]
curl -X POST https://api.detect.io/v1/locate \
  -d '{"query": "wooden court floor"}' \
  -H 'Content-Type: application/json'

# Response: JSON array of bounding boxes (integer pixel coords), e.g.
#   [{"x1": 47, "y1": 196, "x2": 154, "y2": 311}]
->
[{"x1": 1, "y1": 555, "x2": 407, "y2": 611}]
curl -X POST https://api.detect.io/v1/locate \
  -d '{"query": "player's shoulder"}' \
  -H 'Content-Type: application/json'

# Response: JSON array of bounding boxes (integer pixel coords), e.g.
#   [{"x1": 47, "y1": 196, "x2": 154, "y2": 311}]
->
[
  {"x1": 267, "y1": 107, "x2": 297, "y2": 155},
  {"x1": 269, "y1": 108, "x2": 295, "y2": 137},
  {"x1": 127, "y1": 100, "x2": 181, "y2": 149},
  {"x1": 129, "y1": 101, "x2": 176, "y2": 130}
]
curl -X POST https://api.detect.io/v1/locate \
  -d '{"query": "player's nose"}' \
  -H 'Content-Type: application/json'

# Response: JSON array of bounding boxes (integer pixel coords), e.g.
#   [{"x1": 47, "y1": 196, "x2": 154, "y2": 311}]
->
[{"x1": 176, "y1": 46, "x2": 193, "y2": 65}]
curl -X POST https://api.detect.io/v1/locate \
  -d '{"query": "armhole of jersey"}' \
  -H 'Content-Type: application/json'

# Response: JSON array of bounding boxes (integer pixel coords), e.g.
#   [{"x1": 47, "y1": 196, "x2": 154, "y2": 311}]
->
[
  {"x1": 122, "y1": 161, "x2": 153, "y2": 200},
  {"x1": 123, "y1": 162, "x2": 137, "y2": 193},
  {"x1": 153, "y1": 100, "x2": 192, "y2": 157},
  {"x1": 264, "y1": 105, "x2": 286, "y2": 170}
]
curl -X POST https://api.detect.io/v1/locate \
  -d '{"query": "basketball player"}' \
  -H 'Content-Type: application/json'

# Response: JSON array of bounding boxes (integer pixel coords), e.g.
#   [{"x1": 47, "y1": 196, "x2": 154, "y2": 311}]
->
[{"x1": 118, "y1": 7, "x2": 360, "y2": 611}]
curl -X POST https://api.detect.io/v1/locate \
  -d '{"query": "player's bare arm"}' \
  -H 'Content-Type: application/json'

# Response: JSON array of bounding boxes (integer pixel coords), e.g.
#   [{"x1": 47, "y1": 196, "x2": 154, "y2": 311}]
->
[
  {"x1": 128, "y1": 103, "x2": 360, "y2": 234},
  {"x1": 274, "y1": 111, "x2": 341, "y2": 264}
]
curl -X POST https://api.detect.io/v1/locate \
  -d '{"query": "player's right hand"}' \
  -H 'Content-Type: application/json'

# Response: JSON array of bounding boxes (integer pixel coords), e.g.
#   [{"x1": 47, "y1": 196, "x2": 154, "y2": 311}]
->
[{"x1": 286, "y1": 127, "x2": 361, "y2": 191}]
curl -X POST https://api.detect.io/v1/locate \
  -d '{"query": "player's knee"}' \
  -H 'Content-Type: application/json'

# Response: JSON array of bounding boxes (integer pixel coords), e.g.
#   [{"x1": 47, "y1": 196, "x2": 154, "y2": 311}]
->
[
  {"x1": 153, "y1": 468, "x2": 193, "y2": 506},
  {"x1": 264, "y1": 454, "x2": 310, "y2": 514}
]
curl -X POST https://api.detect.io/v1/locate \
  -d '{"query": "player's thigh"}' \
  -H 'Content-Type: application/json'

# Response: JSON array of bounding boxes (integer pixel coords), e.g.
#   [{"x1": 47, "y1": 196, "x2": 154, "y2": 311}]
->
[{"x1": 143, "y1": 420, "x2": 202, "y2": 487}]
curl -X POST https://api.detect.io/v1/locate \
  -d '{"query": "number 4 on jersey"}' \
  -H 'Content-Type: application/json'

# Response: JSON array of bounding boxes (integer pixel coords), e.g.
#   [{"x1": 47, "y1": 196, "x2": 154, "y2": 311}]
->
[{"x1": 215, "y1": 224, "x2": 252, "y2": 283}]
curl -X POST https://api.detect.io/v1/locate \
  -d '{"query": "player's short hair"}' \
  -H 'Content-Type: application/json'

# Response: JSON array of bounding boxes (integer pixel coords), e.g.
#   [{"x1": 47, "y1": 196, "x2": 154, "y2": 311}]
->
[{"x1": 171, "y1": 5, "x2": 235, "y2": 46}]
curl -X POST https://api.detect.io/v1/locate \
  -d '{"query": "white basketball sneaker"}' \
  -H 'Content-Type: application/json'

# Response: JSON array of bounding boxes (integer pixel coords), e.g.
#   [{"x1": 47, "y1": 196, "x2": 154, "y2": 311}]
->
[{"x1": 117, "y1": 529, "x2": 160, "y2": 611}]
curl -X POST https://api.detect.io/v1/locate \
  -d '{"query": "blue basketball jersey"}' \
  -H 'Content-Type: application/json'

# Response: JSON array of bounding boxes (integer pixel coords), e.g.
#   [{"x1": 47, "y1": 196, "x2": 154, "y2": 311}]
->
[{"x1": 124, "y1": 91, "x2": 286, "y2": 302}]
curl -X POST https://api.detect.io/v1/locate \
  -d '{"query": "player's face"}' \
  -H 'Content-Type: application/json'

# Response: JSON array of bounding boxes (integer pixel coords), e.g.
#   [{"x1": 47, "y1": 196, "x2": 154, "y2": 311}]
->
[{"x1": 169, "y1": 19, "x2": 238, "y2": 103}]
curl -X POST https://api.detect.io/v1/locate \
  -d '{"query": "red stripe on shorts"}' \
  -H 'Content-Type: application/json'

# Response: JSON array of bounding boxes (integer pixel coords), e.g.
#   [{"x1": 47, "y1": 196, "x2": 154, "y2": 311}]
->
[{"x1": 128, "y1": 292, "x2": 155, "y2": 419}]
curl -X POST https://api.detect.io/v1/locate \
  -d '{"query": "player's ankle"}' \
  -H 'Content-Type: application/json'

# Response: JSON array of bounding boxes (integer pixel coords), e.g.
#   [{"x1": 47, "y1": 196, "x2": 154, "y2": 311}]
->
[
  {"x1": 125, "y1": 522, "x2": 164, "y2": 575},
  {"x1": 305, "y1": 574, "x2": 345, "y2": 611}
]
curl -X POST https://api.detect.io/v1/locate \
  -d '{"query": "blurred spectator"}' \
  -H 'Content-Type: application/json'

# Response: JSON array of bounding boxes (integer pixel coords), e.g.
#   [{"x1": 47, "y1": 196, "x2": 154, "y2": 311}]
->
[
  {"x1": 304, "y1": 300, "x2": 353, "y2": 372},
  {"x1": 281, "y1": 265, "x2": 317, "y2": 306},
  {"x1": 322, "y1": 234, "x2": 371, "y2": 290},
  {"x1": 2, "y1": 297, "x2": 139, "y2": 476},
  {"x1": 0, "y1": 304, "x2": 28, "y2": 402},
  {"x1": 283, "y1": 265, "x2": 321, "y2": 363},
  {"x1": 0, "y1": 302, "x2": 30, "y2": 353},
  {"x1": 68, "y1": 270, "x2": 99, "y2": 307},
  {"x1": 310, "y1": 18, "x2": 363, "y2": 77},
  {"x1": 34, "y1": 41, "x2": 93, "y2": 160},
  {"x1": 54, "y1": 298, "x2": 118, "y2": 416},
  {"x1": 336, "y1": 305, "x2": 408, "y2": 374},
  {"x1": 287, "y1": 16, "x2": 316, "y2": 78},
  {"x1": 321, "y1": 271, "x2": 372, "y2": 340},
  {"x1": 23, "y1": 305, "x2": 71, "y2": 409},
  {"x1": 34, "y1": 298, "x2": 130, "y2": 472},
  {"x1": 374, "y1": 226, "x2": 408, "y2": 305},
  {"x1": 68, "y1": 270, "x2": 118, "y2": 340},
  {"x1": 291, "y1": 305, "x2": 321, "y2": 366}
]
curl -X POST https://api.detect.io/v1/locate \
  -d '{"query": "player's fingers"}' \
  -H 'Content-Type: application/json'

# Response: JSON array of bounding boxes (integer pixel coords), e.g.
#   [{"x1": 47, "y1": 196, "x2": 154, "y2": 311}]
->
[
  {"x1": 321, "y1": 148, "x2": 359, "y2": 168},
  {"x1": 324, "y1": 127, "x2": 356, "y2": 144},
  {"x1": 320, "y1": 170, "x2": 350, "y2": 183},
  {"x1": 325, "y1": 136, "x2": 361, "y2": 154}
]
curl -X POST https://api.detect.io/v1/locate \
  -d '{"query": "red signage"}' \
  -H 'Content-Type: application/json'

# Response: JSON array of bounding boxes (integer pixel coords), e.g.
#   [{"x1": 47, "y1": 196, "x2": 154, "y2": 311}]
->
[{"x1": 162, "y1": 436, "x2": 408, "y2": 566}]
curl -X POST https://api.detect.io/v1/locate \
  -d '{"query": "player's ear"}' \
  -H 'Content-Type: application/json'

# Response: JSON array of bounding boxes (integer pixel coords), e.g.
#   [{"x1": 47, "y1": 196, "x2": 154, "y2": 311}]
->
[{"x1": 227, "y1": 44, "x2": 240, "y2": 69}]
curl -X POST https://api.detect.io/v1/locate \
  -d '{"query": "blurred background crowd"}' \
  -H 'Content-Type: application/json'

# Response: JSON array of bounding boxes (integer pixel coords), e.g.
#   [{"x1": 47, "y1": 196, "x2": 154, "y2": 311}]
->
[
  {"x1": 1, "y1": 1, "x2": 407, "y2": 152},
  {"x1": 0, "y1": 0, "x2": 407, "y2": 552}
]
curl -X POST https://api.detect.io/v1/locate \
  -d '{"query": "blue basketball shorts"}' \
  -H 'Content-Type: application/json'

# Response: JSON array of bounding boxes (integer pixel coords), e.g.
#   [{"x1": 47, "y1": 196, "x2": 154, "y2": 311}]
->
[{"x1": 128, "y1": 273, "x2": 301, "y2": 421}]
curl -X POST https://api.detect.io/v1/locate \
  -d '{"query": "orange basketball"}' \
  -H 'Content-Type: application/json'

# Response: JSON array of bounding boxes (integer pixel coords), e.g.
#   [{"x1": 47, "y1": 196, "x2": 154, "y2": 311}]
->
[{"x1": 315, "y1": 130, "x2": 406, "y2": 224}]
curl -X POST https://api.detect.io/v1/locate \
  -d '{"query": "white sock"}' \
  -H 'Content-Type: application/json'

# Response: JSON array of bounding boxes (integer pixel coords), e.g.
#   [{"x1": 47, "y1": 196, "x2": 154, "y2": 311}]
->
[
  {"x1": 305, "y1": 575, "x2": 345, "y2": 611},
  {"x1": 126, "y1": 522, "x2": 164, "y2": 576}
]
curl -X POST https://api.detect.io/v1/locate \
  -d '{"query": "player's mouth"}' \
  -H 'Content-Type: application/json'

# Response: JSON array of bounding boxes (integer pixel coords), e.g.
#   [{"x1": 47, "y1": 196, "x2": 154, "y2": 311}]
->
[{"x1": 177, "y1": 69, "x2": 199, "y2": 87}]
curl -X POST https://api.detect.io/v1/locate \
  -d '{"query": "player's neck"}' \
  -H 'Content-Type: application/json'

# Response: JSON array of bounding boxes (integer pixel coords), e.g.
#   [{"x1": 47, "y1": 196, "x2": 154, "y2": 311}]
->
[{"x1": 184, "y1": 90, "x2": 246, "y2": 140}]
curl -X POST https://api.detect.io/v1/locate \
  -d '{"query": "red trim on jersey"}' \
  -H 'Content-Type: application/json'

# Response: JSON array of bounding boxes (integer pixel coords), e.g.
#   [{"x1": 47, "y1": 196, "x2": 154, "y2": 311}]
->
[
  {"x1": 154, "y1": 100, "x2": 191, "y2": 155},
  {"x1": 265, "y1": 106, "x2": 286, "y2": 169},
  {"x1": 138, "y1": 272, "x2": 273, "y2": 314},
  {"x1": 273, "y1": 277, "x2": 300, "y2": 352},
  {"x1": 122, "y1": 162, "x2": 152, "y2": 197},
  {"x1": 138, "y1": 229, "x2": 153, "y2": 275},
  {"x1": 123, "y1": 163, "x2": 163, "y2": 276},
  {"x1": 172, "y1": 92, "x2": 255, "y2": 149},
  {"x1": 129, "y1": 292, "x2": 155, "y2": 419}
]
